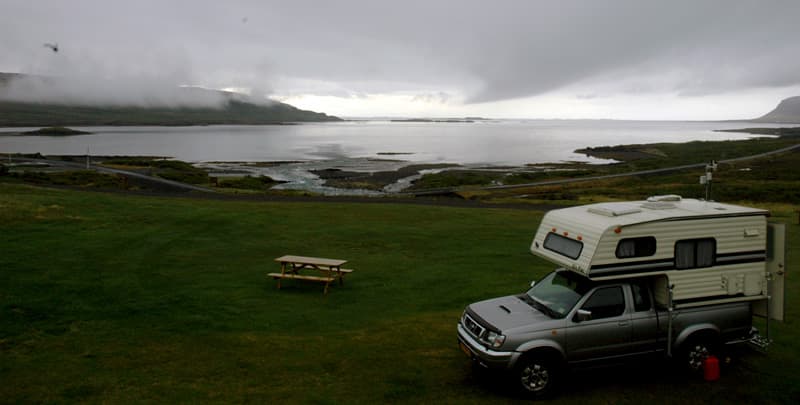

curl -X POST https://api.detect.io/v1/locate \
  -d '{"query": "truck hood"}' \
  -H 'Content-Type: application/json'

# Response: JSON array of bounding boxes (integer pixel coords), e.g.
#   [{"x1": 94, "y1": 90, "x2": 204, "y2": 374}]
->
[{"x1": 467, "y1": 295, "x2": 554, "y2": 332}]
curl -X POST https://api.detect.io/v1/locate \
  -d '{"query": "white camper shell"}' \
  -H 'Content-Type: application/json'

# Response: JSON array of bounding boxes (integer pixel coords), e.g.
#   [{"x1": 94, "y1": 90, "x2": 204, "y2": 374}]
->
[{"x1": 531, "y1": 195, "x2": 785, "y2": 317}]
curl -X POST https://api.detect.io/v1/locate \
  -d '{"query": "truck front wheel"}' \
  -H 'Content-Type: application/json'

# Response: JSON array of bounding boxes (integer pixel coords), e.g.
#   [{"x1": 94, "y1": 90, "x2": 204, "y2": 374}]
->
[{"x1": 515, "y1": 354, "x2": 560, "y2": 398}]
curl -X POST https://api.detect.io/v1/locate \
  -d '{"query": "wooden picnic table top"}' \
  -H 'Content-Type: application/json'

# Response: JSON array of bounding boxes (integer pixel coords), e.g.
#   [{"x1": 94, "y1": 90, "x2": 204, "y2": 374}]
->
[{"x1": 274, "y1": 255, "x2": 347, "y2": 267}]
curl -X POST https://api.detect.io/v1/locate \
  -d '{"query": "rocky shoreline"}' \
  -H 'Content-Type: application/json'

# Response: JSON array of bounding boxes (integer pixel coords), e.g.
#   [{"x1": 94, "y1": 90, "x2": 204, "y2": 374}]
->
[{"x1": 310, "y1": 163, "x2": 456, "y2": 191}]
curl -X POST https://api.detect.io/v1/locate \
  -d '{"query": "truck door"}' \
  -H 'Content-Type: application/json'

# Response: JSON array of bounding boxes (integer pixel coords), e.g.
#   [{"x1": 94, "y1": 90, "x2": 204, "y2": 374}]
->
[
  {"x1": 566, "y1": 285, "x2": 632, "y2": 362},
  {"x1": 754, "y1": 223, "x2": 786, "y2": 321},
  {"x1": 629, "y1": 281, "x2": 661, "y2": 354}
]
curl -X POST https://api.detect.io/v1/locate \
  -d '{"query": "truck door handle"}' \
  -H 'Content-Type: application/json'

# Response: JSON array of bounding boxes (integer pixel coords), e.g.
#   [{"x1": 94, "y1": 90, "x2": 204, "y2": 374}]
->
[{"x1": 618, "y1": 321, "x2": 629, "y2": 327}]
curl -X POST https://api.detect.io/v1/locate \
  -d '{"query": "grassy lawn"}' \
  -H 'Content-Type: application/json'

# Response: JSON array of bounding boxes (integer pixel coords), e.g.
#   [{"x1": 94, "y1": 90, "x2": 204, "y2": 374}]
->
[{"x1": 1, "y1": 183, "x2": 798, "y2": 403}]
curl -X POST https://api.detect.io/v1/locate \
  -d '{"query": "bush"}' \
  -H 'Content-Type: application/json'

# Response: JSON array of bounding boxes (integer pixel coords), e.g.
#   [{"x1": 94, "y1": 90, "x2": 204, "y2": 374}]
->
[
  {"x1": 411, "y1": 170, "x2": 501, "y2": 189},
  {"x1": 14, "y1": 170, "x2": 126, "y2": 188},
  {"x1": 217, "y1": 175, "x2": 279, "y2": 190},
  {"x1": 157, "y1": 169, "x2": 210, "y2": 185},
  {"x1": 104, "y1": 158, "x2": 211, "y2": 185}
]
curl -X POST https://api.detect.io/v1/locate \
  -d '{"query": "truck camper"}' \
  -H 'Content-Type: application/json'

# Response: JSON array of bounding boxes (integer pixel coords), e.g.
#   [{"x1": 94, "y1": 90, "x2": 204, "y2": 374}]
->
[
  {"x1": 458, "y1": 195, "x2": 786, "y2": 398},
  {"x1": 530, "y1": 195, "x2": 785, "y2": 319}
]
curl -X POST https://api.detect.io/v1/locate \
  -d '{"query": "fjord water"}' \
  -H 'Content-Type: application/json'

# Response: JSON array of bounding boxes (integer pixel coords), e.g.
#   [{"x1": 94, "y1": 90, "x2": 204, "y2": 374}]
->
[{"x1": 0, "y1": 120, "x2": 785, "y2": 166}]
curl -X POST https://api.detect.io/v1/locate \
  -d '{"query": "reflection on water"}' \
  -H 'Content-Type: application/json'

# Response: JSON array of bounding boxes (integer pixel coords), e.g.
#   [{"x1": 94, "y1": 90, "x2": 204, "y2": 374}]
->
[{"x1": 0, "y1": 120, "x2": 781, "y2": 165}]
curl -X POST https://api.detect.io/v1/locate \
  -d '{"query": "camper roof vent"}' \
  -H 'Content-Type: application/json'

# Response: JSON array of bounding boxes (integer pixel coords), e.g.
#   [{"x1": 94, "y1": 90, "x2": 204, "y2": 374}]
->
[
  {"x1": 647, "y1": 194, "x2": 682, "y2": 202},
  {"x1": 642, "y1": 201, "x2": 677, "y2": 210},
  {"x1": 588, "y1": 204, "x2": 642, "y2": 217}
]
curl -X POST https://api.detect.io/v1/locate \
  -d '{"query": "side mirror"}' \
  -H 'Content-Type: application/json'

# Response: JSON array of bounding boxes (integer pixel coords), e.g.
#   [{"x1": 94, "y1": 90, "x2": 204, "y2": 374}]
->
[
  {"x1": 574, "y1": 309, "x2": 592, "y2": 322},
  {"x1": 529, "y1": 280, "x2": 536, "y2": 288}
]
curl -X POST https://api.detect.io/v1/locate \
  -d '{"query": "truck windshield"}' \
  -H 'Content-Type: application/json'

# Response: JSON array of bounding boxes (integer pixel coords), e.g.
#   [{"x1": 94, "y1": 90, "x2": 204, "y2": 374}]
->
[{"x1": 525, "y1": 271, "x2": 593, "y2": 318}]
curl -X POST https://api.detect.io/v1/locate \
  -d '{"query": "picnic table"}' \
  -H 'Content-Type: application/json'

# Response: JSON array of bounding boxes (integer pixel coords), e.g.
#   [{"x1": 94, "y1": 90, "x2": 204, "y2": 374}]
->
[{"x1": 268, "y1": 255, "x2": 353, "y2": 294}]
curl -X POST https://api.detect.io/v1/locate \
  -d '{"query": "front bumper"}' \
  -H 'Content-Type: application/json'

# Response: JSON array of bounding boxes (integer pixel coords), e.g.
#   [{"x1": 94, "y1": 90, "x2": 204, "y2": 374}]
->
[{"x1": 457, "y1": 324, "x2": 519, "y2": 369}]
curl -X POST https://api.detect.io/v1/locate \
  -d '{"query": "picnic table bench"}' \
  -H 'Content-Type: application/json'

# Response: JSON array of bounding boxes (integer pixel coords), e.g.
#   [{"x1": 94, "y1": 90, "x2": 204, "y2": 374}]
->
[{"x1": 268, "y1": 255, "x2": 353, "y2": 294}]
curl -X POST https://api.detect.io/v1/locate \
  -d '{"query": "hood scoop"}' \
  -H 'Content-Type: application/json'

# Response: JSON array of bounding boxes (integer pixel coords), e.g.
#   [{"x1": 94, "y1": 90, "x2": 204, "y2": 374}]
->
[{"x1": 499, "y1": 304, "x2": 512, "y2": 314}]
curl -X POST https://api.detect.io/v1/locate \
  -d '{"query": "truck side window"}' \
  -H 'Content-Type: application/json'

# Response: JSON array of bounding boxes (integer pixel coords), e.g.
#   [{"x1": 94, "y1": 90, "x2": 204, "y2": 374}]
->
[
  {"x1": 675, "y1": 238, "x2": 716, "y2": 269},
  {"x1": 631, "y1": 282, "x2": 651, "y2": 312},
  {"x1": 615, "y1": 237, "x2": 656, "y2": 258},
  {"x1": 581, "y1": 286, "x2": 625, "y2": 319}
]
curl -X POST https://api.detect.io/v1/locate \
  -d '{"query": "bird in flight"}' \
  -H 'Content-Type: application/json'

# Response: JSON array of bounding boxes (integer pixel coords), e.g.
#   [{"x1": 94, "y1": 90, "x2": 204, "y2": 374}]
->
[{"x1": 43, "y1": 43, "x2": 59, "y2": 53}]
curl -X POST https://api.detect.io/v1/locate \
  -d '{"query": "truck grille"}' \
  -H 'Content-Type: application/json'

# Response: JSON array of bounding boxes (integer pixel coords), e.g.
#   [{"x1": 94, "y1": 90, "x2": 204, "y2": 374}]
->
[{"x1": 463, "y1": 314, "x2": 485, "y2": 339}]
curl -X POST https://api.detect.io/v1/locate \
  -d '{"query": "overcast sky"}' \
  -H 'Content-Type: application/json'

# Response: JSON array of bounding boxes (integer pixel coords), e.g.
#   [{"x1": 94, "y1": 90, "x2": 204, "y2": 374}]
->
[{"x1": 2, "y1": 0, "x2": 799, "y2": 119}]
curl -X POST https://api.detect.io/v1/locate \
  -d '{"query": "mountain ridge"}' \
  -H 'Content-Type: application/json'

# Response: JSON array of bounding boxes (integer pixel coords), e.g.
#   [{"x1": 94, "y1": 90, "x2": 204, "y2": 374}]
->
[
  {"x1": 753, "y1": 96, "x2": 800, "y2": 124},
  {"x1": 0, "y1": 72, "x2": 341, "y2": 126}
]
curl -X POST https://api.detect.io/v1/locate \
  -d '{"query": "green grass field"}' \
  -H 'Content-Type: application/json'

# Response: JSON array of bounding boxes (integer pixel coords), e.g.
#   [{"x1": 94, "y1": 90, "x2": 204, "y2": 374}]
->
[{"x1": 1, "y1": 183, "x2": 798, "y2": 403}]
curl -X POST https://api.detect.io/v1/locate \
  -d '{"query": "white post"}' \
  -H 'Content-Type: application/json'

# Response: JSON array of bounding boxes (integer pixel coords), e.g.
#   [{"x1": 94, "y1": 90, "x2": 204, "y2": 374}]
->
[{"x1": 702, "y1": 160, "x2": 717, "y2": 201}]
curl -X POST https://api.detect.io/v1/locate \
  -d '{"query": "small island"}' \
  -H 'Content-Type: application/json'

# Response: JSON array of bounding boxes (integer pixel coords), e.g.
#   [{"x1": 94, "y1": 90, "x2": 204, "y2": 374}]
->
[
  {"x1": 390, "y1": 118, "x2": 475, "y2": 123},
  {"x1": 23, "y1": 127, "x2": 92, "y2": 136}
]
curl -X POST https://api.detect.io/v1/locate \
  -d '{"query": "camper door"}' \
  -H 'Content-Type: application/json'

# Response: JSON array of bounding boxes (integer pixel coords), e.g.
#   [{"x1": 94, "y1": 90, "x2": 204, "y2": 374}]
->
[{"x1": 754, "y1": 223, "x2": 786, "y2": 321}]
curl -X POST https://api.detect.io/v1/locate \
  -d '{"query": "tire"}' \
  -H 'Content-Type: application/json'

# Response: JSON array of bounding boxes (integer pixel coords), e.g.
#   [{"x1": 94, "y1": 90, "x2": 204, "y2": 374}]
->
[
  {"x1": 515, "y1": 354, "x2": 560, "y2": 398},
  {"x1": 681, "y1": 334, "x2": 718, "y2": 372}
]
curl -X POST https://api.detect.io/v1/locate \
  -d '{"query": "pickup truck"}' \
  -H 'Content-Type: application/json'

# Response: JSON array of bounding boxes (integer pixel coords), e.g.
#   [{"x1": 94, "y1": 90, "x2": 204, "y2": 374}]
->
[{"x1": 457, "y1": 269, "x2": 755, "y2": 398}]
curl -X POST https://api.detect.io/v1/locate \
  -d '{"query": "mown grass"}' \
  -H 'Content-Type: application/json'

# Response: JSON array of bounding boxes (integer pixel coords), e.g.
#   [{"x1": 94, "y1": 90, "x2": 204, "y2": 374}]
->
[{"x1": 1, "y1": 183, "x2": 798, "y2": 403}]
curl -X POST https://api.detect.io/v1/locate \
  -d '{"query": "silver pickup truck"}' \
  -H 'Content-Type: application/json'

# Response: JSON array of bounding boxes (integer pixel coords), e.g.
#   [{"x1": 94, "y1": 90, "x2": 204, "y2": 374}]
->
[{"x1": 457, "y1": 269, "x2": 755, "y2": 398}]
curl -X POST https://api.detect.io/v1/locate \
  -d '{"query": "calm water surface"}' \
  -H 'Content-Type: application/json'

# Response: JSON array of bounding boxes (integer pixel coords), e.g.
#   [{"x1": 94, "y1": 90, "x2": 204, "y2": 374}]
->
[
  {"x1": 0, "y1": 120, "x2": 785, "y2": 165},
  {"x1": 0, "y1": 120, "x2": 787, "y2": 194}
]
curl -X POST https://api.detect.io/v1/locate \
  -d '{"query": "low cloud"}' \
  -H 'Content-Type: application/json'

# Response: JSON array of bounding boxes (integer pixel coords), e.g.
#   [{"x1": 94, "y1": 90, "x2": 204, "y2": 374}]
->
[{"x1": 0, "y1": 74, "x2": 230, "y2": 108}]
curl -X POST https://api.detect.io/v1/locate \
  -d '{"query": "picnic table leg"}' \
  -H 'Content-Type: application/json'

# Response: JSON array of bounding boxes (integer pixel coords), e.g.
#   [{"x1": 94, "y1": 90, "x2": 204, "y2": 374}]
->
[{"x1": 276, "y1": 261, "x2": 289, "y2": 289}]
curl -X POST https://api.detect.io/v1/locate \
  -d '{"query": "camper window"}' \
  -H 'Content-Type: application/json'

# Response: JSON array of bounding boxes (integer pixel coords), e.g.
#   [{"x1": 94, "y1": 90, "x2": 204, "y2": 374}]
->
[
  {"x1": 675, "y1": 238, "x2": 716, "y2": 269},
  {"x1": 615, "y1": 237, "x2": 657, "y2": 259},
  {"x1": 544, "y1": 232, "x2": 583, "y2": 260}
]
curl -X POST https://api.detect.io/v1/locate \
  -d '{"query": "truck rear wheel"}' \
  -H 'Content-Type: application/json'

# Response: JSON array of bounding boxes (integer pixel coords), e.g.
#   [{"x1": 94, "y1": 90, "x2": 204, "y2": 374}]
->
[
  {"x1": 515, "y1": 355, "x2": 560, "y2": 398},
  {"x1": 682, "y1": 334, "x2": 719, "y2": 372}
]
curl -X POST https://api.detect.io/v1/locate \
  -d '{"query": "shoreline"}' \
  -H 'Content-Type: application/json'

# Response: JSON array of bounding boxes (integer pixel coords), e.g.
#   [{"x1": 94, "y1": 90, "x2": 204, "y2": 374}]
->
[{"x1": 3, "y1": 125, "x2": 799, "y2": 196}]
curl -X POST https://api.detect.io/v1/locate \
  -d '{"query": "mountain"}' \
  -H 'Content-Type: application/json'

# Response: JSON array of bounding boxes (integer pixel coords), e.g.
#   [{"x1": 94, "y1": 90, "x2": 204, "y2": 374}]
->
[
  {"x1": 0, "y1": 72, "x2": 341, "y2": 126},
  {"x1": 753, "y1": 96, "x2": 800, "y2": 123}
]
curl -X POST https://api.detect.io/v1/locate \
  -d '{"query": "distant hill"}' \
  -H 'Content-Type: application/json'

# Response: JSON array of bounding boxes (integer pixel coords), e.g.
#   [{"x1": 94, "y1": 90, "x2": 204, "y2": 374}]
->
[
  {"x1": 753, "y1": 96, "x2": 800, "y2": 124},
  {"x1": 0, "y1": 72, "x2": 341, "y2": 126}
]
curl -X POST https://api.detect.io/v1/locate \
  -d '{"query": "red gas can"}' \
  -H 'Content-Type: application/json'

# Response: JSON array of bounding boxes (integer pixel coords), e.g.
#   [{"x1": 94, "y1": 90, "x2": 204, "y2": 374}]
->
[{"x1": 703, "y1": 355, "x2": 720, "y2": 381}]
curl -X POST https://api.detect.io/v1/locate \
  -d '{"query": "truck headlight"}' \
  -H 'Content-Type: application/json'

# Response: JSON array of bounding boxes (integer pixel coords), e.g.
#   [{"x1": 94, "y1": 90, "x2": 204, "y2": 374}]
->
[{"x1": 485, "y1": 331, "x2": 506, "y2": 348}]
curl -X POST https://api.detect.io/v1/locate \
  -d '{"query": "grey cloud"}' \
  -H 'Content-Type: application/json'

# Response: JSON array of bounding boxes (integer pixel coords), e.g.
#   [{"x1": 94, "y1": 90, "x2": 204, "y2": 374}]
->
[{"x1": 1, "y1": 0, "x2": 799, "y2": 106}]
